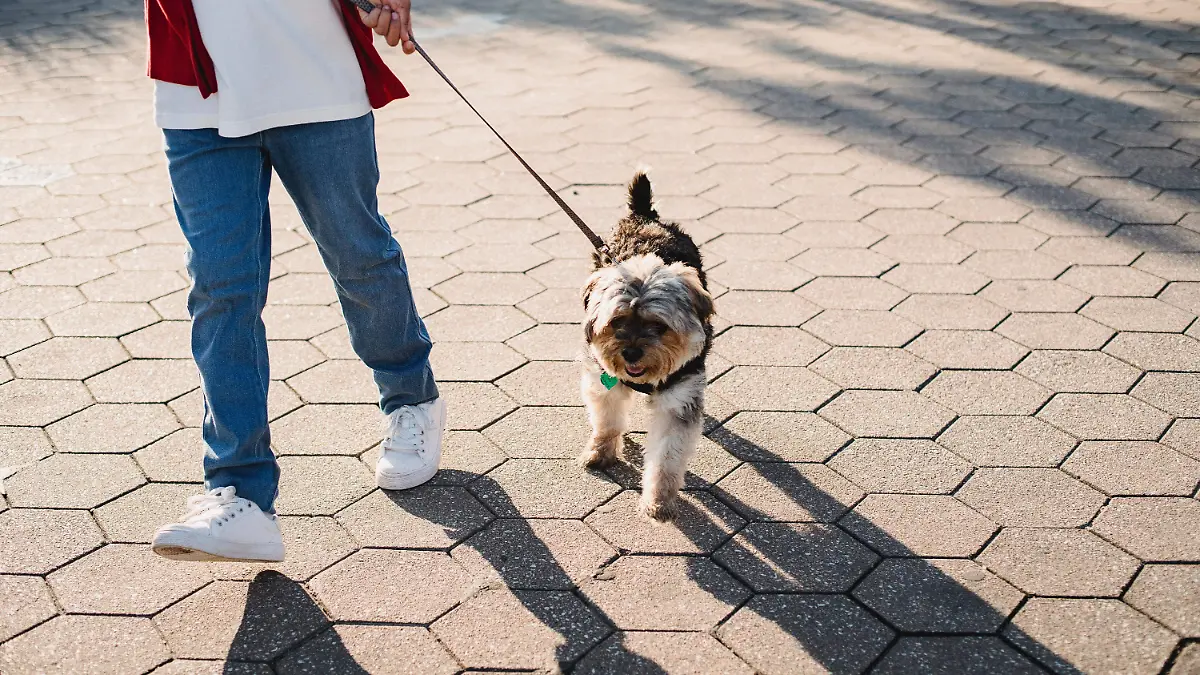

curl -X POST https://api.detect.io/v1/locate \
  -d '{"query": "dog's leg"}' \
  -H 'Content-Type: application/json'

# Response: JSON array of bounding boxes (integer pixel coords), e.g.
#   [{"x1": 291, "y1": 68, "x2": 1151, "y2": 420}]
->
[
  {"x1": 640, "y1": 372, "x2": 704, "y2": 522},
  {"x1": 580, "y1": 368, "x2": 632, "y2": 469}
]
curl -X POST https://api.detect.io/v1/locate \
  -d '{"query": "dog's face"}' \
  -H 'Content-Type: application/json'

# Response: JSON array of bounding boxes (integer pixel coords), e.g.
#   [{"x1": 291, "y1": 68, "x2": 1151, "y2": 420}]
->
[{"x1": 583, "y1": 254, "x2": 712, "y2": 384}]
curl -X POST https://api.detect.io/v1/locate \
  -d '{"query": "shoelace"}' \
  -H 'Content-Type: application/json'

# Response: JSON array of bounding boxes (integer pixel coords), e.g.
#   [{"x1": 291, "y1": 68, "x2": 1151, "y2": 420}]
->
[
  {"x1": 384, "y1": 406, "x2": 427, "y2": 456},
  {"x1": 181, "y1": 486, "x2": 245, "y2": 526}
]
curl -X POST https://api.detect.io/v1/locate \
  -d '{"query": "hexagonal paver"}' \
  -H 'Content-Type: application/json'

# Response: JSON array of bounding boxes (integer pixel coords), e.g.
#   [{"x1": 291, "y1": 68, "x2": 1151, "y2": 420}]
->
[
  {"x1": 0, "y1": 615, "x2": 169, "y2": 675},
  {"x1": 262, "y1": 305, "x2": 344, "y2": 340},
  {"x1": 892, "y1": 294, "x2": 1008, "y2": 330},
  {"x1": 1104, "y1": 332, "x2": 1200, "y2": 371},
  {"x1": 433, "y1": 272, "x2": 543, "y2": 305},
  {"x1": 0, "y1": 509, "x2": 104, "y2": 574},
  {"x1": 852, "y1": 485, "x2": 981, "y2": 555},
  {"x1": 712, "y1": 411, "x2": 849, "y2": 462},
  {"x1": 94, "y1": 482, "x2": 202, "y2": 543},
  {"x1": 0, "y1": 426, "x2": 52, "y2": 467},
  {"x1": 718, "y1": 595, "x2": 893, "y2": 675},
  {"x1": 505, "y1": 323, "x2": 580, "y2": 360},
  {"x1": 154, "y1": 574, "x2": 330, "y2": 662},
  {"x1": 85, "y1": 358, "x2": 197, "y2": 403},
  {"x1": 713, "y1": 326, "x2": 829, "y2": 366},
  {"x1": 1060, "y1": 265, "x2": 1167, "y2": 297},
  {"x1": 432, "y1": 586, "x2": 609, "y2": 671},
  {"x1": 716, "y1": 290, "x2": 821, "y2": 325},
  {"x1": 997, "y1": 312, "x2": 1115, "y2": 349},
  {"x1": 808, "y1": 347, "x2": 935, "y2": 390},
  {"x1": 133, "y1": 428, "x2": 203, "y2": 482},
  {"x1": 0, "y1": 379, "x2": 92, "y2": 426},
  {"x1": 796, "y1": 277, "x2": 908, "y2": 311},
  {"x1": 270, "y1": 404, "x2": 381, "y2": 455},
  {"x1": 714, "y1": 522, "x2": 876, "y2": 592},
  {"x1": 906, "y1": 330, "x2": 1028, "y2": 369},
  {"x1": 803, "y1": 309, "x2": 921, "y2": 347},
  {"x1": 854, "y1": 558, "x2": 1023, "y2": 633},
  {"x1": 1163, "y1": 419, "x2": 1200, "y2": 461},
  {"x1": 205, "y1": 515, "x2": 356, "y2": 583},
  {"x1": 274, "y1": 456, "x2": 374, "y2": 516},
  {"x1": 480, "y1": 407, "x2": 588, "y2": 459},
  {"x1": 1125, "y1": 565, "x2": 1200, "y2": 638},
  {"x1": 873, "y1": 637, "x2": 1041, "y2": 675},
  {"x1": 472, "y1": 459, "x2": 619, "y2": 518},
  {"x1": 428, "y1": 341, "x2": 527, "y2": 382},
  {"x1": 705, "y1": 233, "x2": 804, "y2": 261},
  {"x1": 285, "y1": 360, "x2": 377, "y2": 403},
  {"x1": 938, "y1": 416, "x2": 1076, "y2": 467},
  {"x1": 980, "y1": 279, "x2": 1090, "y2": 313},
  {"x1": 1015, "y1": 350, "x2": 1141, "y2": 393},
  {"x1": 823, "y1": 391, "x2": 955, "y2": 439},
  {"x1": 8, "y1": 336, "x2": 128, "y2": 379},
  {"x1": 1065, "y1": 441, "x2": 1200, "y2": 496},
  {"x1": 517, "y1": 287, "x2": 583, "y2": 323},
  {"x1": 715, "y1": 462, "x2": 864, "y2": 522},
  {"x1": 882, "y1": 264, "x2": 988, "y2": 294},
  {"x1": 1133, "y1": 372, "x2": 1200, "y2": 416},
  {"x1": 44, "y1": 301, "x2": 160, "y2": 337},
  {"x1": 576, "y1": 632, "x2": 753, "y2": 675},
  {"x1": 5, "y1": 453, "x2": 143, "y2": 508},
  {"x1": 829, "y1": 438, "x2": 970, "y2": 493},
  {"x1": 336, "y1": 486, "x2": 491, "y2": 549},
  {"x1": 1091, "y1": 497, "x2": 1200, "y2": 561},
  {"x1": 956, "y1": 468, "x2": 1105, "y2": 527},
  {"x1": 424, "y1": 305, "x2": 535, "y2": 341},
  {"x1": 709, "y1": 366, "x2": 839, "y2": 411},
  {"x1": 963, "y1": 250, "x2": 1069, "y2": 280},
  {"x1": 979, "y1": 528, "x2": 1139, "y2": 597},
  {"x1": 47, "y1": 543, "x2": 210, "y2": 614},
  {"x1": 1082, "y1": 297, "x2": 1195, "y2": 333},
  {"x1": 495, "y1": 362, "x2": 581, "y2": 405},
  {"x1": 791, "y1": 248, "x2": 894, "y2": 277},
  {"x1": 0, "y1": 575, "x2": 56, "y2": 643},
  {"x1": 276, "y1": 626, "x2": 458, "y2": 675},
  {"x1": 452, "y1": 517, "x2": 615, "y2": 590},
  {"x1": 45, "y1": 402, "x2": 179, "y2": 453},
  {"x1": 581, "y1": 555, "x2": 748, "y2": 630},
  {"x1": 1038, "y1": 393, "x2": 1172, "y2": 440},
  {"x1": 439, "y1": 382, "x2": 518, "y2": 430},
  {"x1": 1005, "y1": 599, "x2": 1176, "y2": 675},
  {"x1": 871, "y1": 235, "x2": 973, "y2": 264},
  {"x1": 311, "y1": 549, "x2": 474, "y2": 622},
  {"x1": 923, "y1": 371, "x2": 1051, "y2": 415},
  {"x1": 585, "y1": 490, "x2": 744, "y2": 554},
  {"x1": 708, "y1": 260, "x2": 812, "y2": 291}
]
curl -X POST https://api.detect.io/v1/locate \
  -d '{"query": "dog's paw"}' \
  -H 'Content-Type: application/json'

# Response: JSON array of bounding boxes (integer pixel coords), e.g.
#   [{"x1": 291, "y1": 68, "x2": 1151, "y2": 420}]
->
[
  {"x1": 639, "y1": 495, "x2": 679, "y2": 522},
  {"x1": 578, "y1": 448, "x2": 618, "y2": 470}
]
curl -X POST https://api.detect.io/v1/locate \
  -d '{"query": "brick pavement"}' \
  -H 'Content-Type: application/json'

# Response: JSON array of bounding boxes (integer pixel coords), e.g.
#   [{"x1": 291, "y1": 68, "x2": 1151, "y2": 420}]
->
[{"x1": 1, "y1": 0, "x2": 1199, "y2": 672}]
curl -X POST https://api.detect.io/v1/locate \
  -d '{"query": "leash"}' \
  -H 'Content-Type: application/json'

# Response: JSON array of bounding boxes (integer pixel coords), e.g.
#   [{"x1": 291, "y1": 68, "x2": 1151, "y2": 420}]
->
[{"x1": 349, "y1": 0, "x2": 610, "y2": 259}]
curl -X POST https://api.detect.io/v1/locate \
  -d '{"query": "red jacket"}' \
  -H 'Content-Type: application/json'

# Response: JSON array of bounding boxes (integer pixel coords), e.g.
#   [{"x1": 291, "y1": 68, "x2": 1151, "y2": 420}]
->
[{"x1": 145, "y1": 0, "x2": 408, "y2": 108}]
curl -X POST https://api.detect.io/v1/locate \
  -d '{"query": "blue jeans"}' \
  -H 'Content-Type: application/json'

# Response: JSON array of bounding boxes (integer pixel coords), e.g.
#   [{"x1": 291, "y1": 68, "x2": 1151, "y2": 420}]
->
[{"x1": 164, "y1": 113, "x2": 438, "y2": 514}]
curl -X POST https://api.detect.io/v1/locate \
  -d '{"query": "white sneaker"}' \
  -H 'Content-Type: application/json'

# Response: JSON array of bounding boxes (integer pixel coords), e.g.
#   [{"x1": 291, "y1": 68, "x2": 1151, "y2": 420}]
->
[
  {"x1": 151, "y1": 486, "x2": 285, "y2": 562},
  {"x1": 376, "y1": 397, "x2": 447, "y2": 490}
]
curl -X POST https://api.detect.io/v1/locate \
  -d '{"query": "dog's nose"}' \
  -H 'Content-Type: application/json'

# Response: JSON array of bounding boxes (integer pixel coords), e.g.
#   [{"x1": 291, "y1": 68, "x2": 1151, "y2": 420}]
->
[{"x1": 622, "y1": 347, "x2": 644, "y2": 363}]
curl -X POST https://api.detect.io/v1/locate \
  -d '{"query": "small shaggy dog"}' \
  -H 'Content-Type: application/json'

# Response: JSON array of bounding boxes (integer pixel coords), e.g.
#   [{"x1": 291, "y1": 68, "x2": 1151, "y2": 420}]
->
[{"x1": 580, "y1": 173, "x2": 714, "y2": 521}]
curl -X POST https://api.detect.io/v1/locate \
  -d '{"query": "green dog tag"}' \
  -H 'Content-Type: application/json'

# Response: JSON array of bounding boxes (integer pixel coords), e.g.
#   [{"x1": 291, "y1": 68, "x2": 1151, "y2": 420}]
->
[{"x1": 600, "y1": 372, "x2": 618, "y2": 390}]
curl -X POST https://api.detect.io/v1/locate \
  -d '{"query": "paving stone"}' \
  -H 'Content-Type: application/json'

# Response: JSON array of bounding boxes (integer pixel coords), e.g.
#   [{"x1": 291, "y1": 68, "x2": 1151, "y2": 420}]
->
[
  {"x1": 1016, "y1": 350, "x2": 1141, "y2": 393},
  {"x1": 133, "y1": 428, "x2": 203, "y2": 482},
  {"x1": 48, "y1": 543, "x2": 210, "y2": 614},
  {"x1": 882, "y1": 263, "x2": 989, "y2": 293},
  {"x1": 1162, "y1": 419, "x2": 1200, "y2": 461},
  {"x1": 785, "y1": 220, "x2": 885, "y2": 247},
  {"x1": 495, "y1": 361, "x2": 581, "y2": 406},
  {"x1": 505, "y1": 323, "x2": 580, "y2": 361},
  {"x1": 938, "y1": 415, "x2": 1076, "y2": 467},
  {"x1": 205, "y1": 515, "x2": 357, "y2": 582},
  {"x1": 585, "y1": 490, "x2": 744, "y2": 554},
  {"x1": 452, "y1": 517, "x2": 615, "y2": 590},
  {"x1": 803, "y1": 309, "x2": 921, "y2": 347},
  {"x1": 432, "y1": 586, "x2": 608, "y2": 671},
  {"x1": 714, "y1": 522, "x2": 876, "y2": 592},
  {"x1": 85, "y1": 358, "x2": 197, "y2": 403},
  {"x1": 892, "y1": 294, "x2": 1008, "y2": 330},
  {"x1": 0, "y1": 286, "x2": 85, "y2": 319},
  {"x1": 0, "y1": 575, "x2": 56, "y2": 643},
  {"x1": 1133, "y1": 372, "x2": 1200, "y2": 416},
  {"x1": 576, "y1": 631, "x2": 753, "y2": 675},
  {"x1": 261, "y1": 305, "x2": 344, "y2": 340},
  {"x1": 1039, "y1": 393, "x2": 1173, "y2": 440},
  {"x1": 715, "y1": 462, "x2": 864, "y2": 522},
  {"x1": 855, "y1": 558, "x2": 1023, "y2": 633},
  {"x1": 980, "y1": 279, "x2": 1091, "y2": 312},
  {"x1": 923, "y1": 371, "x2": 1051, "y2": 415},
  {"x1": 154, "y1": 574, "x2": 329, "y2": 662},
  {"x1": 581, "y1": 555, "x2": 748, "y2": 631},
  {"x1": 276, "y1": 626, "x2": 459, "y2": 675},
  {"x1": 0, "y1": 378, "x2": 92, "y2": 426},
  {"x1": 871, "y1": 234, "x2": 973, "y2": 264},
  {"x1": 0, "y1": 426, "x2": 53, "y2": 467},
  {"x1": 433, "y1": 272, "x2": 543, "y2": 305},
  {"x1": 0, "y1": 508, "x2": 104, "y2": 574},
  {"x1": 337, "y1": 486, "x2": 491, "y2": 549},
  {"x1": 704, "y1": 233, "x2": 804, "y2": 261},
  {"x1": 6, "y1": 452, "x2": 143, "y2": 508},
  {"x1": 1161, "y1": 282, "x2": 1200, "y2": 314},
  {"x1": 311, "y1": 549, "x2": 474, "y2": 622},
  {"x1": 516, "y1": 287, "x2": 582, "y2": 323},
  {"x1": 46, "y1": 301, "x2": 160, "y2": 337},
  {"x1": 1083, "y1": 297, "x2": 1195, "y2": 332},
  {"x1": 274, "y1": 456, "x2": 374, "y2": 516},
  {"x1": 285, "y1": 359, "x2": 378, "y2": 403},
  {"x1": 1104, "y1": 332, "x2": 1200, "y2": 371},
  {"x1": 428, "y1": 341, "x2": 527, "y2": 382},
  {"x1": 1092, "y1": 497, "x2": 1200, "y2": 561},
  {"x1": 438, "y1": 382, "x2": 518, "y2": 430},
  {"x1": 808, "y1": 346, "x2": 935, "y2": 390},
  {"x1": 791, "y1": 248, "x2": 894, "y2": 277},
  {"x1": 1039, "y1": 236, "x2": 1142, "y2": 265},
  {"x1": 873, "y1": 637, "x2": 1041, "y2": 675},
  {"x1": 0, "y1": 615, "x2": 169, "y2": 675},
  {"x1": 795, "y1": 277, "x2": 908, "y2": 310},
  {"x1": 120, "y1": 320, "x2": 191, "y2": 359},
  {"x1": 957, "y1": 468, "x2": 1106, "y2": 527},
  {"x1": 472, "y1": 459, "x2": 619, "y2": 518},
  {"x1": 7, "y1": 336, "x2": 128, "y2": 379},
  {"x1": 1125, "y1": 565, "x2": 1200, "y2": 638},
  {"x1": 841, "y1": 494, "x2": 997, "y2": 558},
  {"x1": 709, "y1": 366, "x2": 839, "y2": 411},
  {"x1": 1005, "y1": 599, "x2": 1176, "y2": 675},
  {"x1": 979, "y1": 528, "x2": 1139, "y2": 597},
  {"x1": 820, "y1": 391, "x2": 955, "y2": 439},
  {"x1": 481, "y1": 406, "x2": 588, "y2": 459},
  {"x1": 424, "y1": 305, "x2": 535, "y2": 342},
  {"x1": 997, "y1": 312, "x2": 1115, "y2": 349},
  {"x1": 714, "y1": 326, "x2": 829, "y2": 367},
  {"x1": 718, "y1": 595, "x2": 892, "y2": 675},
  {"x1": 963, "y1": 250, "x2": 1069, "y2": 279},
  {"x1": 1172, "y1": 644, "x2": 1200, "y2": 675},
  {"x1": 907, "y1": 329, "x2": 1028, "y2": 369},
  {"x1": 94, "y1": 482, "x2": 201, "y2": 543},
  {"x1": 829, "y1": 438, "x2": 970, "y2": 493},
  {"x1": 711, "y1": 411, "x2": 849, "y2": 462},
  {"x1": 864, "y1": 209, "x2": 961, "y2": 236},
  {"x1": 1066, "y1": 441, "x2": 1200, "y2": 496},
  {"x1": 45, "y1": 402, "x2": 178, "y2": 453},
  {"x1": 1060, "y1": 265, "x2": 1168, "y2": 297},
  {"x1": 270, "y1": 404, "x2": 380, "y2": 456},
  {"x1": 0, "y1": 319, "x2": 49, "y2": 356},
  {"x1": 709, "y1": 260, "x2": 812, "y2": 291}
]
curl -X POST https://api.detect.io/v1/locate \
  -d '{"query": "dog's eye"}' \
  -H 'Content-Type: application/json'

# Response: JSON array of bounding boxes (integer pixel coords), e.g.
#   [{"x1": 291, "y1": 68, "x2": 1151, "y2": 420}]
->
[
  {"x1": 611, "y1": 317, "x2": 628, "y2": 330},
  {"x1": 647, "y1": 322, "x2": 667, "y2": 335}
]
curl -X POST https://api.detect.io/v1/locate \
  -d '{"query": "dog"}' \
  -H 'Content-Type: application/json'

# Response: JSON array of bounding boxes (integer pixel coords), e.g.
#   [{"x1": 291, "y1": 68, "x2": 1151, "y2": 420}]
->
[{"x1": 579, "y1": 172, "x2": 714, "y2": 521}]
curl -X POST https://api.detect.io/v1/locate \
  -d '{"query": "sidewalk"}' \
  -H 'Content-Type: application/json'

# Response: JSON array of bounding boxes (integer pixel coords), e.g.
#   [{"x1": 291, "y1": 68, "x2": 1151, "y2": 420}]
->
[{"x1": 1, "y1": 0, "x2": 1199, "y2": 672}]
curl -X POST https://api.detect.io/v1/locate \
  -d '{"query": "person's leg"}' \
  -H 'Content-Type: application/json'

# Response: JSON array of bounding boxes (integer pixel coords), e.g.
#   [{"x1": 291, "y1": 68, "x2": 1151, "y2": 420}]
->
[
  {"x1": 263, "y1": 112, "x2": 438, "y2": 411},
  {"x1": 164, "y1": 128, "x2": 279, "y2": 514}
]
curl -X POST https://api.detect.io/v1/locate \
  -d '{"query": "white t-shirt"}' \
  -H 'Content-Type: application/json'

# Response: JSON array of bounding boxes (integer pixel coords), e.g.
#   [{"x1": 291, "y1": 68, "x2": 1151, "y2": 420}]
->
[{"x1": 154, "y1": 0, "x2": 372, "y2": 137}]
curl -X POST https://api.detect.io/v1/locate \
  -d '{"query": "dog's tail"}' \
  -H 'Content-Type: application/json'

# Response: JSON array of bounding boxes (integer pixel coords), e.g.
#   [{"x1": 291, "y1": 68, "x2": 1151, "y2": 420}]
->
[{"x1": 627, "y1": 171, "x2": 657, "y2": 219}]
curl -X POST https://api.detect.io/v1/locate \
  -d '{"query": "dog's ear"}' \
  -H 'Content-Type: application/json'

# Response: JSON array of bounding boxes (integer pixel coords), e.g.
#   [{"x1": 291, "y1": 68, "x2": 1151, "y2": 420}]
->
[
  {"x1": 669, "y1": 262, "x2": 713, "y2": 321},
  {"x1": 581, "y1": 269, "x2": 605, "y2": 309}
]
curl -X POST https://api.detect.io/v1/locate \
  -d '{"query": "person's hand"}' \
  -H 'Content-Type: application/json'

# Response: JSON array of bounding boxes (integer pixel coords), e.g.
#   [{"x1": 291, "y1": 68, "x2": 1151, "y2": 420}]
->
[{"x1": 358, "y1": 0, "x2": 415, "y2": 54}]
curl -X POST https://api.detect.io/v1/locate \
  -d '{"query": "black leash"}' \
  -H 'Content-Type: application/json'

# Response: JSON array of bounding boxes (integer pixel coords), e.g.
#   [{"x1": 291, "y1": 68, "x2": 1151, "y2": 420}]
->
[{"x1": 350, "y1": 0, "x2": 610, "y2": 258}]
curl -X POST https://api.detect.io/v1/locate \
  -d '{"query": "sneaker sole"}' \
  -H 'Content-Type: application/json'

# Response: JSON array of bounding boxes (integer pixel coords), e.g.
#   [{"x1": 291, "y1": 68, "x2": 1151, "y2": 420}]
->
[
  {"x1": 376, "y1": 461, "x2": 439, "y2": 491},
  {"x1": 151, "y1": 534, "x2": 284, "y2": 563}
]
